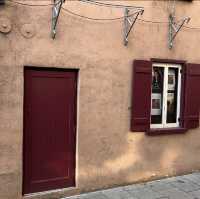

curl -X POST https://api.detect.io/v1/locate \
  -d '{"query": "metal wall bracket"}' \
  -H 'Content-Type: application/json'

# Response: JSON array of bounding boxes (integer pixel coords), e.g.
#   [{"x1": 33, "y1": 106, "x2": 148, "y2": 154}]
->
[
  {"x1": 51, "y1": 0, "x2": 65, "y2": 39},
  {"x1": 169, "y1": 13, "x2": 190, "y2": 49},
  {"x1": 123, "y1": 8, "x2": 144, "y2": 46}
]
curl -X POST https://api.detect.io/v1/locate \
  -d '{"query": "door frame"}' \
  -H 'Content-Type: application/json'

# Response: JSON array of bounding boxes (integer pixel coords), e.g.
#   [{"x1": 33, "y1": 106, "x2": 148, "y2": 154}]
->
[{"x1": 22, "y1": 66, "x2": 80, "y2": 195}]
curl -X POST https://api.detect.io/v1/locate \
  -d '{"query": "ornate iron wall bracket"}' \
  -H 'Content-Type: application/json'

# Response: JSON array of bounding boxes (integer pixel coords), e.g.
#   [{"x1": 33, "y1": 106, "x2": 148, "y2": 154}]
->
[
  {"x1": 123, "y1": 8, "x2": 144, "y2": 46},
  {"x1": 52, "y1": 0, "x2": 65, "y2": 39},
  {"x1": 169, "y1": 13, "x2": 190, "y2": 49}
]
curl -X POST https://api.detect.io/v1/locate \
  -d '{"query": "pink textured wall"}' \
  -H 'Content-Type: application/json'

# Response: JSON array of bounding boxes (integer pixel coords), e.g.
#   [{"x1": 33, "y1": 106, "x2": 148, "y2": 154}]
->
[{"x1": 0, "y1": 1, "x2": 200, "y2": 198}]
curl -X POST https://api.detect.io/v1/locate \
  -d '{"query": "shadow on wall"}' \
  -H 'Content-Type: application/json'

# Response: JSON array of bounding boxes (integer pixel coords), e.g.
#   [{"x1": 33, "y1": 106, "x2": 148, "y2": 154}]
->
[
  {"x1": 78, "y1": 126, "x2": 200, "y2": 193},
  {"x1": 75, "y1": 60, "x2": 200, "y2": 194}
]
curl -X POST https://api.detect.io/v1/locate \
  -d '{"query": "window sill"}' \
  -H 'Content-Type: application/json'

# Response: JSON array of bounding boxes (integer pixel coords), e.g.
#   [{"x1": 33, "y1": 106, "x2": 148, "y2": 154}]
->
[{"x1": 146, "y1": 127, "x2": 187, "y2": 136}]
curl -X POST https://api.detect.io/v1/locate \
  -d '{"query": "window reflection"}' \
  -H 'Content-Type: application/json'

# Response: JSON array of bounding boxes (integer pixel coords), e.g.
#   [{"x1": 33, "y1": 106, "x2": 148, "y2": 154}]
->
[
  {"x1": 151, "y1": 67, "x2": 164, "y2": 124},
  {"x1": 167, "y1": 68, "x2": 178, "y2": 123}
]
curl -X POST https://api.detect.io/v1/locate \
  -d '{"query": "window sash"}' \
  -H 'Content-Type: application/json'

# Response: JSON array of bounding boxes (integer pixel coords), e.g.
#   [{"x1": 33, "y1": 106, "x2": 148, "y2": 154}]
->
[{"x1": 151, "y1": 63, "x2": 182, "y2": 129}]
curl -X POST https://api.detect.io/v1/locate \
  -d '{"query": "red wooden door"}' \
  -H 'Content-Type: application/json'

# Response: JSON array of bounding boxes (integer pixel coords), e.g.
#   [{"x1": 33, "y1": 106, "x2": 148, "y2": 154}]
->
[{"x1": 23, "y1": 68, "x2": 77, "y2": 194}]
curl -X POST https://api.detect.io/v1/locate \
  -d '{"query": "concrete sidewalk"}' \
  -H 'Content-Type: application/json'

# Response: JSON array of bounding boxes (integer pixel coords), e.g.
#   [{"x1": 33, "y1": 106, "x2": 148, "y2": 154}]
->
[{"x1": 62, "y1": 172, "x2": 200, "y2": 199}]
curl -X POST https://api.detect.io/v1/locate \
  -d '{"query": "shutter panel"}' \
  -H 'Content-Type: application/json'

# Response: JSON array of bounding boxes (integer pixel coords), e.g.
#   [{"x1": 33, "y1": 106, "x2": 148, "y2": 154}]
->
[
  {"x1": 183, "y1": 63, "x2": 200, "y2": 129},
  {"x1": 131, "y1": 60, "x2": 152, "y2": 132}
]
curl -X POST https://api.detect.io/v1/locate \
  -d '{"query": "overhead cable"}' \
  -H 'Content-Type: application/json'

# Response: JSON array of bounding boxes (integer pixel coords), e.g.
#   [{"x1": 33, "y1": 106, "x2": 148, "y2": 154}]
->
[
  {"x1": 79, "y1": 0, "x2": 143, "y2": 9},
  {"x1": 62, "y1": 7, "x2": 141, "y2": 21},
  {"x1": 183, "y1": 25, "x2": 200, "y2": 30},
  {"x1": 6, "y1": 0, "x2": 55, "y2": 6},
  {"x1": 138, "y1": 19, "x2": 167, "y2": 24},
  {"x1": 5, "y1": 0, "x2": 200, "y2": 30},
  {"x1": 62, "y1": 8, "x2": 200, "y2": 30}
]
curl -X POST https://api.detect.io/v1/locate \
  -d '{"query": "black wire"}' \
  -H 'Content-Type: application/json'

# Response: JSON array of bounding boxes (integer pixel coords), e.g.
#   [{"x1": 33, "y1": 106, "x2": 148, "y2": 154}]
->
[
  {"x1": 79, "y1": 0, "x2": 143, "y2": 9},
  {"x1": 183, "y1": 25, "x2": 200, "y2": 30},
  {"x1": 6, "y1": 0, "x2": 55, "y2": 6},
  {"x1": 62, "y1": 7, "x2": 140, "y2": 21},
  {"x1": 138, "y1": 18, "x2": 167, "y2": 24},
  {"x1": 62, "y1": 7, "x2": 169, "y2": 23},
  {"x1": 62, "y1": 7, "x2": 200, "y2": 30},
  {"x1": 5, "y1": 0, "x2": 200, "y2": 30}
]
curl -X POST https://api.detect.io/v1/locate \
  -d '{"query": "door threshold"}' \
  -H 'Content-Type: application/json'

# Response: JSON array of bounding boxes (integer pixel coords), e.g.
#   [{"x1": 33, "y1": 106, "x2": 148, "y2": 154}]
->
[{"x1": 24, "y1": 187, "x2": 76, "y2": 197}]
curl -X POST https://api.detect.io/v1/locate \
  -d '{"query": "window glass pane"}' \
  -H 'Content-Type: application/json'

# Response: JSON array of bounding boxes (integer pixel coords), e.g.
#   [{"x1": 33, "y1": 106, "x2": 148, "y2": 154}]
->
[
  {"x1": 167, "y1": 68, "x2": 178, "y2": 123},
  {"x1": 151, "y1": 67, "x2": 164, "y2": 124}
]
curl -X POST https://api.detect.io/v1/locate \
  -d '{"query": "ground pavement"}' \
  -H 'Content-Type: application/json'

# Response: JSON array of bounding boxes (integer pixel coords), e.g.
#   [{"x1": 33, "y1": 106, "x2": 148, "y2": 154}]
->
[{"x1": 62, "y1": 172, "x2": 200, "y2": 199}]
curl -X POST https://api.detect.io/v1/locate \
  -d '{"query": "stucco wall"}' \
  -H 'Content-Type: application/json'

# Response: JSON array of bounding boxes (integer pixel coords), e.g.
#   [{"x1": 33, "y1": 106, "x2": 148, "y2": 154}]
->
[{"x1": 1, "y1": 1, "x2": 200, "y2": 198}]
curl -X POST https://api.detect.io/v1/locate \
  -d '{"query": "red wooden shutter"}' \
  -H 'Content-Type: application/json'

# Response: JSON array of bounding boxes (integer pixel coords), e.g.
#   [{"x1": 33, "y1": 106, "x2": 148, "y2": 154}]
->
[
  {"x1": 183, "y1": 63, "x2": 200, "y2": 129},
  {"x1": 131, "y1": 60, "x2": 152, "y2": 132}
]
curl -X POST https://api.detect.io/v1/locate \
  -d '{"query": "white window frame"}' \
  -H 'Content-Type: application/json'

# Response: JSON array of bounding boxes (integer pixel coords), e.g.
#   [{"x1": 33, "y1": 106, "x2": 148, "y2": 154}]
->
[{"x1": 151, "y1": 63, "x2": 182, "y2": 129}]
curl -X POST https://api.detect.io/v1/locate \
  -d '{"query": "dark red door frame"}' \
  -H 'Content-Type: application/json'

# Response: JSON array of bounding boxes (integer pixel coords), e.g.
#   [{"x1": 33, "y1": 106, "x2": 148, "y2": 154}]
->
[{"x1": 23, "y1": 67, "x2": 78, "y2": 194}]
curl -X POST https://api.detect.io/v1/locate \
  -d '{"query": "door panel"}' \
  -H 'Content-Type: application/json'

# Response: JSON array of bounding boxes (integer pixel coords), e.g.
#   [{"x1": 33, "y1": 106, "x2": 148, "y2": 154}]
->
[{"x1": 23, "y1": 68, "x2": 77, "y2": 194}]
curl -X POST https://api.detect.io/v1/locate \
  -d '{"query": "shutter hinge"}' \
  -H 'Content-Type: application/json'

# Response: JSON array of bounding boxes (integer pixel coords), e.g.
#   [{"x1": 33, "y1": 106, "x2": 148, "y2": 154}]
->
[{"x1": 178, "y1": 117, "x2": 181, "y2": 123}]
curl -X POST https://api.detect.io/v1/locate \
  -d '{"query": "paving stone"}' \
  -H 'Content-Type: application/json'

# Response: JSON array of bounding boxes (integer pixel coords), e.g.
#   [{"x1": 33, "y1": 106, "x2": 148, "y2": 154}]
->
[
  {"x1": 61, "y1": 196, "x2": 79, "y2": 199},
  {"x1": 147, "y1": 181, "x2": 174, "y2": 192},
  {"x1": 102, "y1": 189, "x2": 138, "y2": 199},
  {"x1": 77, "y1": 192, "x2": 108, "y2": 199},
  {"x1": 127, "y1": 187, "x2": 166, "y2": 199},
  {"x1": 61, "y1": 172, "x2": 200, "y2": 199},
  {"x1": 160, "y1": 176, "x2": 186, "y2": 184},
  {"x1": 123, "y1": 184, "x2": 146, "y2": 191},
  {"x1": 104, "y1": 186, "x2": 124, "y2": 192},
  {"x1": 183, "y1": 173, "x2": 200, "y2": 186},
  {"x1": 158, "y1": 188, "x2": 192, "y2": 199},
  {"x1": 189, "y1": 189, "x2": 200, "y2": 199},
  {"x1": 170, "y1": 178, "x2": 200, "y2": 192},
  {"x1": 155, "y1": 197, "x2": 169, "y2": 199}
]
